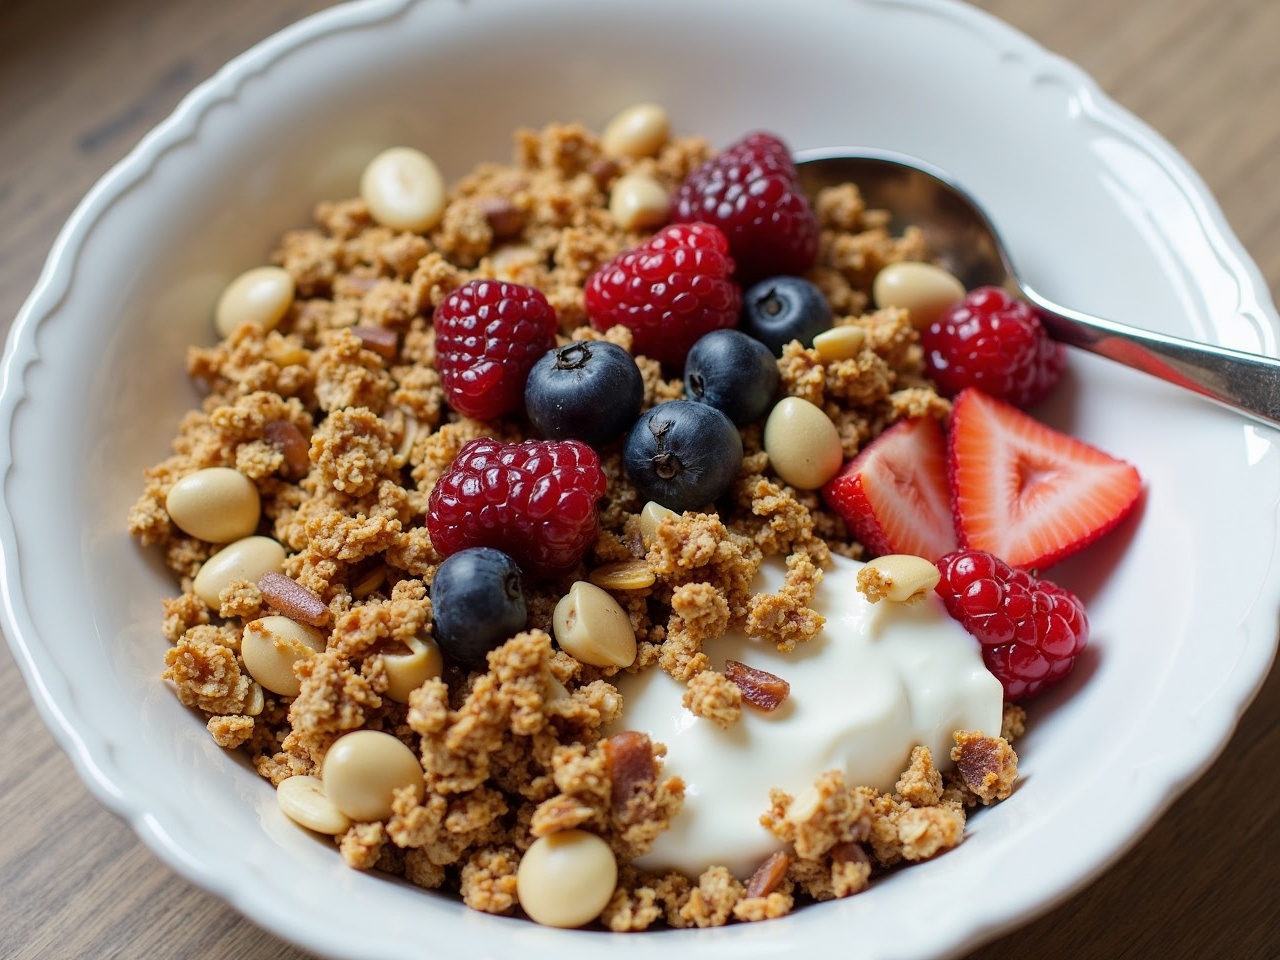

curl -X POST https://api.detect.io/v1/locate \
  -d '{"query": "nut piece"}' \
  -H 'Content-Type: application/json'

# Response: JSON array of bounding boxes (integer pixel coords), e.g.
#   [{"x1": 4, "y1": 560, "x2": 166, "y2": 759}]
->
[
  {"x1": 241, "y1": 614, "x2": 327, "y2": 697},
  {"x1": 321, "y1": 729, "x2": 425, "y2": 822},
  {"x1": 165, "y1": 467, "x2": 261, "y2": 543},
  {"x1": 872, "y1": 260, "x2": 966, "y2": 329},
  {"x1": 724, "y1": 659, "x2": 790, "y2": 711},
  {"x1": 552, "y1": 580, "x2": 637, "y2": 668},
  {"x1": 263, "y1": 419, "x2": 310, "y2": 480},
  {"x1": 744, "y1": 850, "x2": 792, "y2": 899},
  {"x1": 600, "y1": 102, "x2": 670, "y2": 158},
  {"x1": 258, "y1": 571, "x2": 330, "y2": 627},
  {"x1": 516, "y1": 830, "x2": 618, "y2": 928},
  {"x1": 638, "y1": 499, "x2": 678, "y2": 542},
  {"x1": 359, "y1": 145, "x2": 446, "y2": 233},
  {"x1": 192, "y1": 535, "x2": 286, "y2": 609},
  {"x1": 857, "y1": 554, "x2": 941, "y2": 604},
  {"x1": 812, "y1": 324, "x2": 868, "y2": 362},
  {"x1": 608, "y1": 173, "x2": 669, "y2": 232},
  {"x1": 380, "y1": 633, "x2": 444, "y2": 703},
  {"x1": 276, "y1": 774, "x2": 352, "y2": 836},
  {"x1": 588, "y1": 559, "x2": 656, "y2": 591},
  {"x1": 214, "y1": 265, "x2": 295, "y2": 338},
  {"x1": 763, "y1": 396, "x2": 844, "y2": 490}
]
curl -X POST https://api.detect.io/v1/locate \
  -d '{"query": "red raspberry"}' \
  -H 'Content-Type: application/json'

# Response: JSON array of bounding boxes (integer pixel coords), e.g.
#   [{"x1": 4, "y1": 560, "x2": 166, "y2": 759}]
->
[
  {"x1": 921, "y1": 286, "x2": 1065, "y2": 408},
  {"x1": 426, "y1": 436, "x2": 607, "y2": 577},
  {"x1": 671, "y1": 132, "x2": 819, "y2": 283},
  {"x1": 584, "y1": 222, "x2": 740, "y2": 367},
  {"x1": 934, "y1": 548, "x2": 1088, "y2": 701},
  {"x1": 434, "y1": 279, "x2": 558, "y2": 420}
]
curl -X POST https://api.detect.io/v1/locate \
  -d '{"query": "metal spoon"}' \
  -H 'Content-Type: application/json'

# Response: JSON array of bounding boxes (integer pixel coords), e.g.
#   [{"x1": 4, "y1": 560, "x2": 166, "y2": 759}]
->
[{"x1": 795, "y1": 147, "x2": 1280, "y2": 429}]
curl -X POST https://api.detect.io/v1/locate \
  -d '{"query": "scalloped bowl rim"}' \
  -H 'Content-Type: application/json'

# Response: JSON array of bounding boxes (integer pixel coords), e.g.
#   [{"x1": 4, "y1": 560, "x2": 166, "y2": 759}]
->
[{"x1": 2, "y1": 1, "x2": 1278, "y2": 958}]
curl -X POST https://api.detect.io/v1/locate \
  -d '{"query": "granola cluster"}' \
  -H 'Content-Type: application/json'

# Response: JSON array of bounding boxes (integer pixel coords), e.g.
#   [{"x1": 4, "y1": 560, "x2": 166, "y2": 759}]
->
[{"x1": 127, "y1": 116, "x2": 1018, "y2": 928}]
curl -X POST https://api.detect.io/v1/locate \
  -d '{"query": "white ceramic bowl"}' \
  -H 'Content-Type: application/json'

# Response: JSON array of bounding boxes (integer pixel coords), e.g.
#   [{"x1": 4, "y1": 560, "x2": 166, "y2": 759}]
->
[{"x1": 4, "y1": 1, "x2": 1278, "y2": 958}]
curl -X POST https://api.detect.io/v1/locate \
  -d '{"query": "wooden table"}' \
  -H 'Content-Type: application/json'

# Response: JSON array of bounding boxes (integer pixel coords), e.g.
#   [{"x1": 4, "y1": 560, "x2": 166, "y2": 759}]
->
[{"x1": 2, "y1": 1, "x2": 1277, "y2": 956}]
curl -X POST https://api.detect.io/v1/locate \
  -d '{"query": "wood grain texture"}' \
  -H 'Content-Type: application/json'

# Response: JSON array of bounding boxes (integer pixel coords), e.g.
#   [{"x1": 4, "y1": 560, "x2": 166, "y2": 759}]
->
[{"x1": 0, "y1": 1, "x2": 1276, "y2": 957}]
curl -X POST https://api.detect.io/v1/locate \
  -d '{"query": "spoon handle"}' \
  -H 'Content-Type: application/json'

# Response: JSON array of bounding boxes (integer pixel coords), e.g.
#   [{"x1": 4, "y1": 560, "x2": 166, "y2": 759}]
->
[{"x1": 1022, "y1": 286, "x2": 1280, "y2": 430}]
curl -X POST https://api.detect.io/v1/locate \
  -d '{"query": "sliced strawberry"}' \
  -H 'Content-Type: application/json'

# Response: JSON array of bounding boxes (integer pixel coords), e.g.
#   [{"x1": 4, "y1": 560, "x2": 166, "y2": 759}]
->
[
  {"x1": 821, "y1": 416, "x2": 957, "y2": 562},
  {"x1": 947, "y1": 388, "x2": 1142, "y2": 570}
]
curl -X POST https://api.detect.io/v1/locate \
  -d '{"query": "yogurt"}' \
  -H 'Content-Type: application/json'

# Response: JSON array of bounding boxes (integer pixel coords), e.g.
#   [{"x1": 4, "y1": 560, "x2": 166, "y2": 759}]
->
[{"x1": 613, "y1": 553, "x2": 1002, "y2": 878}]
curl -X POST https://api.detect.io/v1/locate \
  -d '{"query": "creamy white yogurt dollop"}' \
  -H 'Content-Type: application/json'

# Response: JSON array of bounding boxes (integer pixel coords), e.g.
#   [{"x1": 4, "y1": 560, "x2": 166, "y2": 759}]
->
[{"x1": 613, "y1": 553, "x2": 1002, "y2": 878}]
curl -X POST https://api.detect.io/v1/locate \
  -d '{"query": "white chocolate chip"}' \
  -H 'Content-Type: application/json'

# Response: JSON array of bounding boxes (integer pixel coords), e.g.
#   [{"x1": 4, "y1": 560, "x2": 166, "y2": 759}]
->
[
  {"x1": 277, "y1": 774, "x2": 352, "y2": 836},
  {"x1": 214, "y1": 265, "x2": 295, "y2": 338},
  {"x1": 381, "y1": 634, "x2": 443, "y2": 703},
  {"x1": 516, "y1": 830, "x2": 618, "y2": 927},
  {"x1": 241, "y1": 615, "x2": 327, "y2": 698},
  {"x1": 553, "y1": 581, "x2": 637, "y2": 669},
  {"x1": 192, "y1": 535, "x2": 286, "y2": 609},
  {"x1": 165, "y1": 467, "x2": 261, "y2": 543},
  {"x1": 360, "y1": 146, "x2": 446, "y2": 233},
  {"x1": 600, "y1": 103, "x2": 670, "y2": 158},
  {"x1": 872, "y1": 261, "x2": 966, "y2": 329},
  {"x1": 812, "y1": 325, "x2": 868, "y2": 362},
  {"x1": 608, "y1": 173, "x2": 669, "y2": 232},
  {"x1": 321, "y1": 730, "x2": 424, "y2": 822},
  {"x1": 763, "y1": 396, "x2": 844, "y2": 490}
]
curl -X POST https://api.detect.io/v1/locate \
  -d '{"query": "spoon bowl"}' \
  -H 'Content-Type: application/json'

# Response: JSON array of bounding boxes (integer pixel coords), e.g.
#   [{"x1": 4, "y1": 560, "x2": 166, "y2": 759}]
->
[{"x1": 796, "y1": 148, "x2": 1280, "y2": 428}]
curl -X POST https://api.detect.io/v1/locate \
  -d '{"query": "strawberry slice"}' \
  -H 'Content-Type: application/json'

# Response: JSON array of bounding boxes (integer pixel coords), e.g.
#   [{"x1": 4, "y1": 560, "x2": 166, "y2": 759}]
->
[
  {"x1": 948, "y1": 388, "x2": 1142, "y2": 569},
  {"x1": 821, "y1": 416, "x2": 957, "y2": 562}
]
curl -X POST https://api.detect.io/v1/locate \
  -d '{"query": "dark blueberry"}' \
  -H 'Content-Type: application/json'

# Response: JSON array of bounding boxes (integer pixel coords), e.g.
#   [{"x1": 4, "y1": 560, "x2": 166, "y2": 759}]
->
[
  {"x1": 740, "y1": 275, "x2": 833, "y2": 355},
  {"x1": 524, "y1": 340, "x2": 644, "y2": 447},
  {"x1": 429, "y1": 547, "x2": 527, "y2": 668},
  {"x1": 683, "y1": 329, "x2": 780, "y2": 424},
  {"x1": 623, "y1": 400, "x2": 743, "y2": 513}
]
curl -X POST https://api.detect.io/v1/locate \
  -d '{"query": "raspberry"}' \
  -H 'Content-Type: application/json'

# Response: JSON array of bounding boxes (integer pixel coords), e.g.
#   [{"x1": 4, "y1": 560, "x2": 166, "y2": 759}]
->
[
  {"x1": 584, "y1": 222, "x2": 740, "y2": 367},
  {"x1": 426, "y1": 437, "x2": 607, "y2": 577},
  {"x1": 934, "y1": 548, "x2": 1088, "y2": 701},
  {"x1": 921, "y1": 286, "x2": 1065, "y2": 408},
  {"x1": 434, "y1": 279, "x2": 558, "y2": 420},
  {"x1": 671, "y1": 132, "x2": 819, "y2": 283}
]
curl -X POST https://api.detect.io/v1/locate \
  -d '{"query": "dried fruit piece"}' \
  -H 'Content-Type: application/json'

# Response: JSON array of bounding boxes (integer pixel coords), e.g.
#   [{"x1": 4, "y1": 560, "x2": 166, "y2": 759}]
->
[
  {"x1": 352, "y1": 324, "x2": 399, "y2": 360},
  {"x1": 263, "y1": 419, "x2": 310, "y2": 480},
  {"x1": 603, "y1": 730, "x2": 658, "y2": 822},
  {"x1": 951, "y1": 730, "x2": 1019, "y2": 803},
  {"x1": 724, "y1": 659, "x2": 790, "y2": 711}
]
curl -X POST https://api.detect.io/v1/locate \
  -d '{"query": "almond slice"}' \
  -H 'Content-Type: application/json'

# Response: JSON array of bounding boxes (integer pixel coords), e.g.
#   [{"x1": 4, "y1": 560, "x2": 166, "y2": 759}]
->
[
  {"x1": 258, "y1": 571, "x2": 330, "y2": 627},
  {"x1": 744, "y1": 850, "x2": 791, "y2": 899}
]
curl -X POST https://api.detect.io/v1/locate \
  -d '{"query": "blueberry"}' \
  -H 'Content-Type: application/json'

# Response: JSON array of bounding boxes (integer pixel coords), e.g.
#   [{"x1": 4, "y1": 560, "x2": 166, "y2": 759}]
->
[
  {"x1": 623, "y1": 400, "x2": 743, "y2": 513},
  {"x1": 740, "y1": 276, "x2": 833, "y2": 355},
  {"x1": 429, "y1": 547, "x2": 527, "y2": 668},
  {"x1": 683, "y1": 329, "x2": 780, "y2": 424},
  {"x1": 524, "y1": 340, "x2": 644, "y2": 447}
]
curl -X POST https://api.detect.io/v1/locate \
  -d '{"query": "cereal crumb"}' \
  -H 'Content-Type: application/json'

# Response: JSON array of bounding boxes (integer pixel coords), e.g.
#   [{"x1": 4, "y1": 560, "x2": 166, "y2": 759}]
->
[
  {"x1": 950, "y1": 730, "x2": 1019, "y2": 804},
  {"x1": 681, "y1": 670, "x2": 743, "y2": 728}
]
